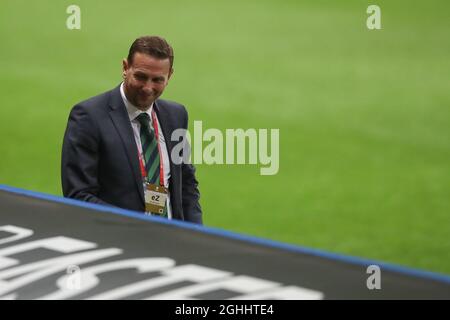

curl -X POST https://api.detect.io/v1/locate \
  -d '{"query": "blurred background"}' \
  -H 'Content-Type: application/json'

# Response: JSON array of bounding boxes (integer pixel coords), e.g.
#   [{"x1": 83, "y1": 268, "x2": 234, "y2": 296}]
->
[{"x1": 0, "y1": 0, "x2": 449, "y2": 274}]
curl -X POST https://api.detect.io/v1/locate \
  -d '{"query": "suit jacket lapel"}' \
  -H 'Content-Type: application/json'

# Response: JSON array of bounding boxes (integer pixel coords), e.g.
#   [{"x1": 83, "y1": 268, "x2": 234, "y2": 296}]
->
[
  {"x1": 153, "y1": 101, "x2": 175, "y2": 160},
  {"x1": 108, "y1": 86, "x2": 145, "y2": 204},
  {"x1": 154, "y1": 101, "x2": 183, "y2": 220}
]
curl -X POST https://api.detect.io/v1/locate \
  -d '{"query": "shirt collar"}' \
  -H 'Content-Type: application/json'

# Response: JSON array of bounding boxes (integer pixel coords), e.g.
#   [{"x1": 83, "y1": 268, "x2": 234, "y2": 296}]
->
[{"x1": 120, "y1": 82, "x2": 154, "y2": 122}]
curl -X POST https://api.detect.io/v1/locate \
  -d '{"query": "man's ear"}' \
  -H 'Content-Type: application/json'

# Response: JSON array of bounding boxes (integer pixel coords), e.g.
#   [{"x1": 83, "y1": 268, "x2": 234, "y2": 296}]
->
[{"x1": 122, "y1": 58, "x2": 129, "y2": 75}]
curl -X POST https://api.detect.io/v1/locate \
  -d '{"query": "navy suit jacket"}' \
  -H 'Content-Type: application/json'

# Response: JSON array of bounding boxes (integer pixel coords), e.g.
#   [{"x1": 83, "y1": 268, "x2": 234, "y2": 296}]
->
[{"x1": 61, "y1": 85, "x2": 202, "y2": 224}]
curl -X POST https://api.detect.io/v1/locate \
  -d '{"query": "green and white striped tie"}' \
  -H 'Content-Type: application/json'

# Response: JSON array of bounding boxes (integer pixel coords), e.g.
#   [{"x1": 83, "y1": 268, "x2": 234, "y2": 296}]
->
[
  {"x1": 136, "y1": 113, "x2": 167, "y2": 217},
  {"x1": 136, "y1": 113, "x2": 160, "y2": 185}
]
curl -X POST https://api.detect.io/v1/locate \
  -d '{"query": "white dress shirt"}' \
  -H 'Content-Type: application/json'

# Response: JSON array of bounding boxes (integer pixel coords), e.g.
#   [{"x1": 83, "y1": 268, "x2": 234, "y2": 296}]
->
[{"x1": 120, "y1": 83, "x2": 172, "y2": 219}]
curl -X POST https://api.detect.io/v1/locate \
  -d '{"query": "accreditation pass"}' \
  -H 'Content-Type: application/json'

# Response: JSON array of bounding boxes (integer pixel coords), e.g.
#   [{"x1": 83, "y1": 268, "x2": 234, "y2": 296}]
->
[{"x1": 144, "y1": 183, "x2": 168, "y2": 215}]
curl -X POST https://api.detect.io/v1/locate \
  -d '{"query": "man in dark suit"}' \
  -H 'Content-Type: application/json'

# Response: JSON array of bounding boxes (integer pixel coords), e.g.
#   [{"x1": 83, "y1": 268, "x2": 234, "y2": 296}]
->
[{"x1": 61, "y1": 36, "x2": 202, "y2": 224}]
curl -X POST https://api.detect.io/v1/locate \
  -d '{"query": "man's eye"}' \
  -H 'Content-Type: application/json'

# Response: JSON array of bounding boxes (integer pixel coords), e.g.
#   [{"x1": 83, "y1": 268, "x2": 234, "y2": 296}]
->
[{"x1": 135, "y1": 74, "x2": 146, "y2": 80}]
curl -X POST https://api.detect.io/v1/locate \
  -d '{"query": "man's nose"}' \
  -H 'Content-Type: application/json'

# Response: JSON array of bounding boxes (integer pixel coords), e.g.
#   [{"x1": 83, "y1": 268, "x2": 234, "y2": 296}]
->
[{"x1": 142, "y1": 81, "x2": 156, "y2": 94}]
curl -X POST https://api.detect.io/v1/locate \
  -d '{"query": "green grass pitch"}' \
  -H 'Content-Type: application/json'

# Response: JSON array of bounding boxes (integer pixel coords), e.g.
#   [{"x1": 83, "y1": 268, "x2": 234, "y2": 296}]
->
[{"x1": 0, "y1": 0, "x2": 449, "y2": 274}]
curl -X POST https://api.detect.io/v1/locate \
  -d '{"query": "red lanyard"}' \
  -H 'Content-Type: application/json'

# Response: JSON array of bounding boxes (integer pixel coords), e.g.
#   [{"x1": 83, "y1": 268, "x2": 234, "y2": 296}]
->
[{"x1": 138, "y1": 110, "x2": 165, "y2": 186}]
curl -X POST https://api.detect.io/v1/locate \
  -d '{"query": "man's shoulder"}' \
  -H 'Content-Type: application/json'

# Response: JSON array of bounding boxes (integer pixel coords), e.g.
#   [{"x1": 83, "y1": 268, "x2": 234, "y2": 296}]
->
[
  {"x1": 156, "y1": 98, "x2": 186, "y2": 111},
  {"x1": 155, "y1": 99, "x2": 189, "y2": 129},
  {"x1": 156, "y1": 98, "x2": 188, "y2": 118},
  {"x1": 69, "y1": 86, "x2": 120, "y2": 120},
  {"x1": 75, "y1": 86, "x2": 117, "y2": 110}
]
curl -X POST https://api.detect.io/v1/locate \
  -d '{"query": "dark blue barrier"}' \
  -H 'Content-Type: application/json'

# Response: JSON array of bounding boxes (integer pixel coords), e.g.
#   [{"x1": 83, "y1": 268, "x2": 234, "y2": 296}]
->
[{"x1": 0, "y1": 184, "x2": 449, "y2": 299}]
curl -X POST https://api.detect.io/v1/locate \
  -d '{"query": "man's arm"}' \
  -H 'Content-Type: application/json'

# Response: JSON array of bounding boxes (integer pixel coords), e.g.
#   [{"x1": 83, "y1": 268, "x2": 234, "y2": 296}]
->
[
  {"x1": 176, "y1": 104, "x2": 202, "y2": 224},
  {"x1": 181, "y1": 162, "x2": 202, "y2": 224},
  {"x1": 61, "y1": 104, "x2": 110, "y2": 206}
]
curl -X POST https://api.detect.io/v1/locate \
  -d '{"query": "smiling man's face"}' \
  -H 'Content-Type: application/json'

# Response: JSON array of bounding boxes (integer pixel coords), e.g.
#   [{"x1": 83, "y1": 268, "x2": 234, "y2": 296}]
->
[{"x1": 122, "y1": 52, "x2": 173, "y2": 110}]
